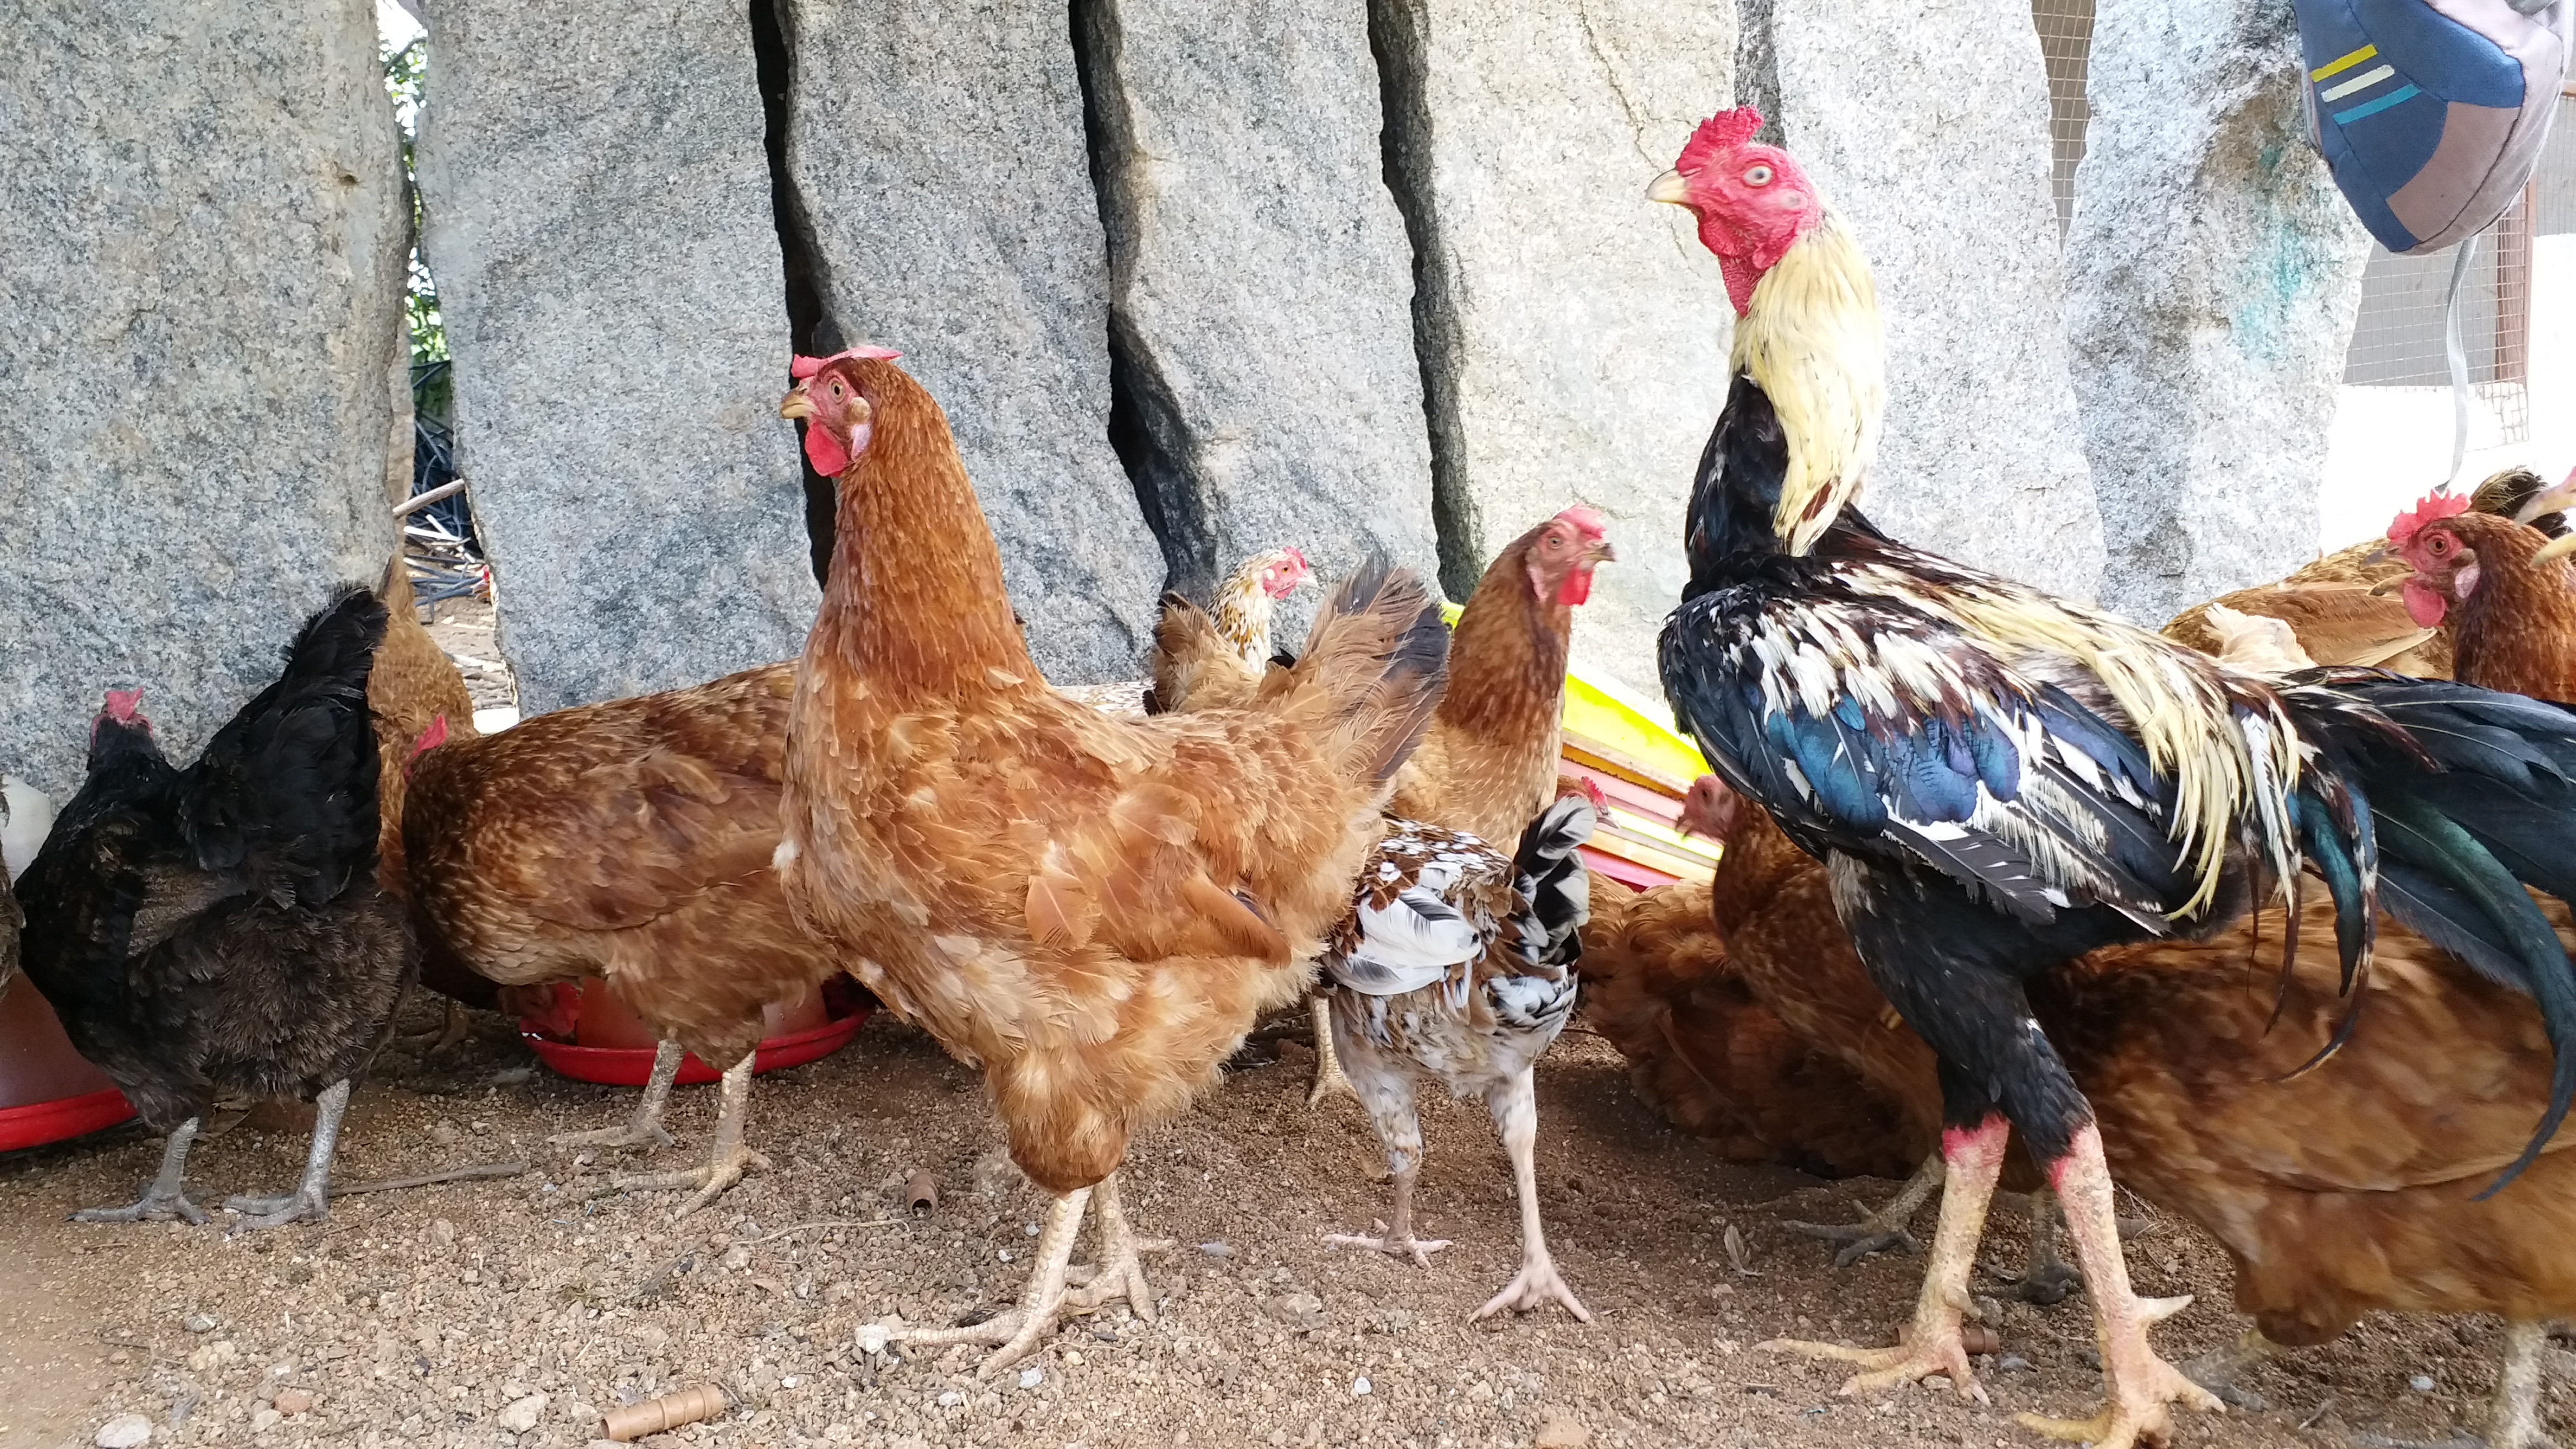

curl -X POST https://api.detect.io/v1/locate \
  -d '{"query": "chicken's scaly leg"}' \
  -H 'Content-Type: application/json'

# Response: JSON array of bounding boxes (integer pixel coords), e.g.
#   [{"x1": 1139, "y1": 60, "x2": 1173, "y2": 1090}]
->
[
  {"x1": 1066, "y1": 1172, "x2": 1164, "y2": 1321},
  {"x1": 613, "y1": 1050, "x2": 770, "y2": 1219},
  {"x1": 894, "y1": 1185, "x2": 1090, "y2": 1378},
  {"x1": 1305, "y1": 993, "x2": 1355, "y2": 1109},
  {"x1": 74, "y1": 1117, "x2": 209, "y2": 1225},
  {"x1": 1765, "y1": 1114, "x2": 2006, "y2": 1401},
  {"x1": 1324, "y1": 1045, "x2": 1450, "y2": 1267},
  {"x1": 1471, "y1": 1066, "x2": 1589, "y2": 1322},
  {"x1": 2488, "y1": 1320, "x2": 2548, "y2": 1449},
  {"x1": 1997, "y1": 1186, "x2": 2083, "y2": 1306},
  {"x1": 1789, "y1": 1149, "x2": 1942, "y2": 1268},
  {"x1": 552, "y1": 1039, "x2": 683, "y2": 1150},
  {"x1": 2016, "y1": 1123, "x2": 2219, "y2": 1449},
  {"x1": 222, "y1": 1079, "x2": 352, "y2": 1228}
]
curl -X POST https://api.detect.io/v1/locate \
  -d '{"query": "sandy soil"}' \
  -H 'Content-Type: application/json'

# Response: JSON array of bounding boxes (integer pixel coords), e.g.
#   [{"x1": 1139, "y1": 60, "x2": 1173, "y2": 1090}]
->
[{"x1": 3, "y1": 993, "x2": 2564, "y2": 1449}]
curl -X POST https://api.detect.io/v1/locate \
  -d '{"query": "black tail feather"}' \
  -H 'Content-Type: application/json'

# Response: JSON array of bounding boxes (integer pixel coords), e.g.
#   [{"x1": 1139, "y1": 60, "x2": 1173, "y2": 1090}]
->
[{"x1": 1511, "y1": 795, "x2": 1598, "y2": 970}]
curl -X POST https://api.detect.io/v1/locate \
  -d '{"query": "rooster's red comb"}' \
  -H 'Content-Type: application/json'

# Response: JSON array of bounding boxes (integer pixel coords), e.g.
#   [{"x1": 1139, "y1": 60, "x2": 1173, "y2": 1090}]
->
[
  {"x1": 2386, "y1": 487, "x2": 2473, "y2": 547},
  {"x1": 790, "y1": 344, "x2": 903, "y2": 378},
  {"x1": 103, "y1": 688, "x2": 143, "y2": 723},
  {"x1": 1677, "y1": 107, "x2": 1767, "y2": 174},
  {"x1": 1556, "y1": 504, "x2": 1609, "y2": 541}
]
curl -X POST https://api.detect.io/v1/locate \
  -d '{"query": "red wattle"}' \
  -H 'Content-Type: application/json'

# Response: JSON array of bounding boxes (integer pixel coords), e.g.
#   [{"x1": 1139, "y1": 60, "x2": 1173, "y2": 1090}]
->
[
  {"x1": 2401, "y1": 577, "x2": 2448, "y2": 628},
  {"x1": 803, "y1": 424, "x2": 850, "y2": 479},
  {"x1": 1558, "y1": 567, "x2": 1594, "y2": 608}
]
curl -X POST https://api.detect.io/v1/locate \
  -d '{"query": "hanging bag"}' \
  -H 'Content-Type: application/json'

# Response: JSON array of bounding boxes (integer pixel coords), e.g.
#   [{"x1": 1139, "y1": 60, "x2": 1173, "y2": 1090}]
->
[{"x1": 2296, "y1": 0, "x2": 2571, "y2": 253}]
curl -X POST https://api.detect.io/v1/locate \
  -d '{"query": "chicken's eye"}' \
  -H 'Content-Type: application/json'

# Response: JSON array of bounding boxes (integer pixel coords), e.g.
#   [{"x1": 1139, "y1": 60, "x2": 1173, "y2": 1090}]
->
[
  {"x1": 1744, "y1": 164, "x2": 1774, "y2": 186},
  {"x1": 2430, "y1": 536, "x2": 2447, "y2": 555},
  {"x1": 827, "y1": 380, "x2": 845, "y2": 399}
]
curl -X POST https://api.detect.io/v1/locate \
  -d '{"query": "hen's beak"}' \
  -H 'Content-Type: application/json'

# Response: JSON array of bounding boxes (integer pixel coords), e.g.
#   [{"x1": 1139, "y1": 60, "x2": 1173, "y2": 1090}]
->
[
  {"x1": 779, "y1": 382, "x2": 814, "y2": 422},
  {"x1": 1585, "y1": 538, "x2": 1618, "y2": 566},
  {"x1": 1647, "y1": 168, "x2": 1690, "y2": 206}
]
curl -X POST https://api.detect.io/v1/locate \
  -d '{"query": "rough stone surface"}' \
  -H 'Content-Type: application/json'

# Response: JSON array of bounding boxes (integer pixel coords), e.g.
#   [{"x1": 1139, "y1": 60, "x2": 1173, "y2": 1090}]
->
[
  {"x1": 1756, "y1": 0, "x2": 2106, "y2": 602},
  {"x1": 1376, "y1": 0, "x2": 1740, "y2": 697},
  {"x1": 784, "y1": 0, "x2": 1164, "y2": 684},
  {"x1": 1078, "y1": 0, "x2": 1439, "y2": 638},
  {"x1": 416, "y1": 0, "x2": 819, "y2": 716},
  {"x1": 0, "y1": 1, "x2": 406, "y2": 801},
  {"x1": 2066, "y1": 0, "x2": 2372, "y2": 626}
]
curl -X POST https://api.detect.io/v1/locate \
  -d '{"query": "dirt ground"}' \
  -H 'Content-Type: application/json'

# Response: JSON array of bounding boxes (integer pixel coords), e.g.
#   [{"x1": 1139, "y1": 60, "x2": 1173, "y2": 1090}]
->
[{"x1": 3, "y1": 993, "x2": 2564, "y2": 1449}]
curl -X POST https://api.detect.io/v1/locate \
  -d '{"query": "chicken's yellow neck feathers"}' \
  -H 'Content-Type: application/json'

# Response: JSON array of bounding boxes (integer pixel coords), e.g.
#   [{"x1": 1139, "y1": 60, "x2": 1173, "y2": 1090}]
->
[{"x1": 1734, "y1": 214, "x2": 1887, "y2": 557}]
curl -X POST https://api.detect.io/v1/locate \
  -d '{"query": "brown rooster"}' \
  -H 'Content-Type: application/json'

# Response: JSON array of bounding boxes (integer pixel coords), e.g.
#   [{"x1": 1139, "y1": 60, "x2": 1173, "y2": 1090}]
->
[
  {"x1": 775, "y1": 348, "x2": 1448, "y2": 1375},
  {"x1": 2387, "y1": 480, "x2": 2576, "y2": 703},
  {"x1": 401, "y1": 661, "x2": 841, "y2": 1216},
  {"x1": 2160, "y1": 464, "x2": 2568, "y2": 675}
]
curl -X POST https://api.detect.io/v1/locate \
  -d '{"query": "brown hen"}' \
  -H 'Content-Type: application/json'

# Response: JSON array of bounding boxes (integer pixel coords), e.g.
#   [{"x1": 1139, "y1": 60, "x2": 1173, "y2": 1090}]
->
[
  {"x1": 401, "y1": 661, "x2": 840, "y2": 1216},
  {"x1": 775, "y1": 349, "x2": 1447, "y2": 1376},
  {"x1": 2386, "y1": 478, "x2": 2576, "y2": 703}
]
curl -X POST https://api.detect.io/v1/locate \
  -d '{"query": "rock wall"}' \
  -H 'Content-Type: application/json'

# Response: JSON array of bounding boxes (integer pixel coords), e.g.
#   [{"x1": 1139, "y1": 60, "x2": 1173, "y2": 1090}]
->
[
  {"x1": 1749, "y1": 0, "x2": 2106, "y2": 602},
  {"x1": 1377, "y1": 0, "x2": 1740, "y2": 698},
  {"x1": 0, "y1": 1, "x2": 406, "y2": 799},
  {"x1": 1078, "y1": 0, "x2": 1439, "y2": 641},
  {"x1": 784, "y1": 0, "x2": 1164, "y2": 685},
  {"x1": 416, "y1": 0, "x2": 820, "y2": 716},
  {"x1": 2066, "y1": 0, "x2": 2371, "y2": 627}
]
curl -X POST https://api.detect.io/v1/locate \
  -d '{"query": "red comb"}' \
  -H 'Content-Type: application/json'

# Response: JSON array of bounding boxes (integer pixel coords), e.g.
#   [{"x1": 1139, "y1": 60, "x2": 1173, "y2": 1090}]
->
[
  {"x1": 1281, "y1": 546, "x2": 1309, "y2": 571},
  {"x1": 103, "y1": 688, "x2": 143, "y2": 722},
  {"x1": 1556, "y1": 504, "x2": 1609, "y2": 540},
  {"x1": 1676, "y1": 107, "x2": 1766, "y2": 174},
  {"x1": 410, "y1": 716, "x2": 450, "y2": 761},
  {"x1": 2386, "y1": 487, "x2": 2473, "y2": 547},
  {"x1": 790, "y1": 345, "x2": 903, "y2": 378}
]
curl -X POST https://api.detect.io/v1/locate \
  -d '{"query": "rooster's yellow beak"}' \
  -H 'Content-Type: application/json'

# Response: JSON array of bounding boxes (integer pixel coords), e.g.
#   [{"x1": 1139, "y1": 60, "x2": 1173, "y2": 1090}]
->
[
  {"x1": 780, "y1": 383, "x2": 814, "y2": 422},
  {"x1": 1646, "y1": 169, "x2": 1690, "y2": 206}
]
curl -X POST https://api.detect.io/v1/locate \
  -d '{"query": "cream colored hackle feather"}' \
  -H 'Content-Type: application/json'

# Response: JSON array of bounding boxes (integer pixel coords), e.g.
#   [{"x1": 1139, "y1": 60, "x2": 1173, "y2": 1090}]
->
[{"x1": 1734, "y1": 212, "x2": 1886, "y2": 558}]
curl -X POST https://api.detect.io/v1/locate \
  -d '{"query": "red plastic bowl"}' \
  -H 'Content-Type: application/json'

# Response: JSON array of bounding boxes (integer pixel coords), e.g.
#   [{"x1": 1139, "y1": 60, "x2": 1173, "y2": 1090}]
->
[
  {"x1": 519, "y1": 977, "x2": 873, "y2": 1087},
  {"x1": 0, "y1": 982, "x2": 136, "y2": 1152},
  {"x1": 0, "y1": 1088, "x2": 138, "y2": 1153}
]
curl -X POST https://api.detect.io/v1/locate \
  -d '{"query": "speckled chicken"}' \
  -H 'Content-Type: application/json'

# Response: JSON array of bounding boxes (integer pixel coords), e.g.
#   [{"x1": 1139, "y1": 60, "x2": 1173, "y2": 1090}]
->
[{"x1": 1321, "y1": 793, "x2": 1600, "y2": 1320}]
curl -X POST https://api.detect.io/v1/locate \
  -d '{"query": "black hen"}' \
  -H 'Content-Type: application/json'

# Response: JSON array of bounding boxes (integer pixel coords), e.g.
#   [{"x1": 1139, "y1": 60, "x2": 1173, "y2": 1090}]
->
[
  {"x1": 10, "y1": 586, "x2": 416, "y2": 1227},
  {"x1": 1649, "y1": 109, "x2": 2576, "y2": 1449}
]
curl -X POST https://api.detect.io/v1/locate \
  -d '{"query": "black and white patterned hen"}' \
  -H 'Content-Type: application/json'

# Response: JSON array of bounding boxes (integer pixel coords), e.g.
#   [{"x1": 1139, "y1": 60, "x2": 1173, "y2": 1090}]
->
[{"x1": 1321, "y1": 788, "x2": 1600, "y2": 1321}]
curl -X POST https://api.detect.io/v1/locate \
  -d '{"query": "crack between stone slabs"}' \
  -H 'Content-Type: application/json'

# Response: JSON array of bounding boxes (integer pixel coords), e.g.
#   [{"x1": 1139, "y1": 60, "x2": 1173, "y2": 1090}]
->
[
  {"x1": 750, "y1": 0, "x2": 843, "y2": 585},
  {"x1": 1070, "y1": 0, "x2": 1218, "y2": 602},
  {"x1": 1367, "y1": 0, "x2": 1483, "y2": 605}
]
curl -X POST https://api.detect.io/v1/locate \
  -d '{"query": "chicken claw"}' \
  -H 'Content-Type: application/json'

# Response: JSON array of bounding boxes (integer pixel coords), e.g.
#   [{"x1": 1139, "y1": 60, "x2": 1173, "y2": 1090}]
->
[
  {"x1": 609, "y1": 1050, "x2": 763, "y2": 1219},
  {"x1": 1324, "y1": 1220, "x2": 1452, "y2": 1270},
  {"x1": 1473, "y1": 1247, "x2": 1591, "y2": 1323},
  {"x1": 1764, "y1": 1325, "x2": 1989, "y2": 1403},
  {"x1": 896, "y1": 1176, "x2": 1159, "y2": 1379},
  {"x1": 2015, "y1": 1333, "x2": 2216, "y2": 1449},
  {"x1": 1788, "y1": 1150, "x2": 1939, "y2": 1268},
  {"x1": 217, "y1": 1081, "x2": 355, "y2": 1230},
  {"x1": 74, "y1": 1117, "x2": 212, "y2": 1225},
  {"x1": 1066, "y1": 1174, "x2": 1163, "y2": 1321},
  {"x1": 222, "y1": 1187, "x2": 329, "y2": 1229},
  {"x1": 1305, "y1": 995, "x2": 1355, "y2": 1107},
  {"x1": 550, "y1": 1039, "x2": 683, "y2": 1152}
]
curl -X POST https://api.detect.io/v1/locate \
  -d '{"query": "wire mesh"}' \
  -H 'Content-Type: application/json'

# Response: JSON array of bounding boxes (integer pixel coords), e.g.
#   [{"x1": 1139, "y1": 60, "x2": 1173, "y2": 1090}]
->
[
  {"x1": 2337, "y1": 93, "x2": 2575, "y2": 451},
  {"x1": 2029, "y1": 0, "x2": 2096, "y2": 234}
]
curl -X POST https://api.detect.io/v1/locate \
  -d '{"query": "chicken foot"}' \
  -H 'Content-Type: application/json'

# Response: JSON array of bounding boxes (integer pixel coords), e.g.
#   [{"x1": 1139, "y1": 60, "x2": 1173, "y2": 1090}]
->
[
  {"x1": 1764, "y1": 1114, "x2": 2006, "y2": 1401},
  {"x1": 222, "y1": 1079, "x2": 352, "y2": 1228},
  {"x1": 896, "y1": 1183, "x2": 1091, "y2": 1376},
  {"x1": 74, "y1": 1117, "x2": 209, "y2": 1225},
  {"x1": 2178, "y1": 1326, "x2": 2280, "y2": 1410},
  {"x1": 1990, "y1": 1187, "x2": 2083, "y2": 1306},
  {"x1": 551, "y1": 1039, "x2": 683, "y2": 1151},
  {"x1": 1788, "y1": 1149, "x2": 1942, "y2": 1268},
  {"x1": 1305, "y1": 994, "x2": 1355, "y2": 1107},
  {"x1": 2016, "y1": 1123, "x2": 2220, "y2": 1449},
  {"x1": 1471, "y1": 1066, "x2": 1589, "y2": 1322},
  {"x1": 612, "y1": 1050, "x2": 769, "y2": 1219},
  {"x1": 1064, "y1": 1172, "x2": 1164, "y2": 1321},
  {"x1": 1326, "y1": 1065, "x2": 1451, "y2": 1267}
]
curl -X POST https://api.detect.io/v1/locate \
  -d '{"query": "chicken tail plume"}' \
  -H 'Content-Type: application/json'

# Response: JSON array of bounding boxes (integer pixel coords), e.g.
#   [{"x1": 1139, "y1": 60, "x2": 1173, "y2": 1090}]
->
[
  {"x1": 1266, "y1": 556, "x2": 1450, "y2": 790},
  {"x1": 177, "y1": 584, "x2": 390, "y2": 908},
  {"x1": 2285, "y1": 671, "x2": 2576, "y2": 1195},
  {"x1": 1512, "y1": 793, "x2": 1598, "y2": 969}
]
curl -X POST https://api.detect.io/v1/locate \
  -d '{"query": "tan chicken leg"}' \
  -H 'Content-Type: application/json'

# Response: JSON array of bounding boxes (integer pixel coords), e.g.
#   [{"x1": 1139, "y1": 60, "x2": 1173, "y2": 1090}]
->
[
  {"x1": 1765, "y1": 1114, "x2": 2007, "y2": 1400},
  {"x1": 1305, "y1": 993, "x2": 1355, "y2": 1107},
  {"x1": 1789, "y1": 1149, "x2": 1942, "y2": 1267},
  {"x1": 552, "y1": 1038, "x2": 683, "y2": 1151},
  {"x1": 2490, "y1": 1320, "x2": 2549, "y2": 1449},
  {"x1": 2016, "y1": 1123, "x2": 2220, "y2": 1449},
  {"x1": 612, "y1": 1050, "x2": 769, "y2": 1219},
  {"x1": 894, "y1": 1171, "x2": 1161, "y2": 1377},
  {"x1": 1471, "y1": 1067, "x2": 1589, "y2": 1322},
  {"x1": 1325, "y1": 1064, "x2": 1451, "y2": 1267}
]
